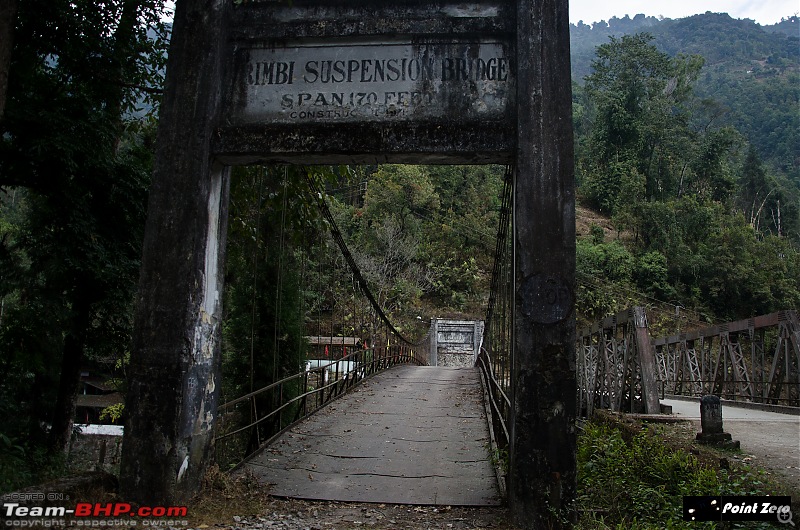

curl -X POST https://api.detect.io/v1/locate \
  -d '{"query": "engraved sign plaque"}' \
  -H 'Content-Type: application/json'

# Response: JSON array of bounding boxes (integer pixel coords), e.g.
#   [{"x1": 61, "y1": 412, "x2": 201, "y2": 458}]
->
[{"x1": 231, "y1": 41, "x2": 513, "y2": 124}]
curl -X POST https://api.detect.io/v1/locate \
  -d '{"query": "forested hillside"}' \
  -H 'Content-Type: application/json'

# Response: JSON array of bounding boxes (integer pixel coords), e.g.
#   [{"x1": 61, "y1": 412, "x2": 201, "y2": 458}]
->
[
  {"x1": 572, "y1": 25, "x2": 799, "y2": 328},
  {"x1": 571, "y1": 13, "x2": 799, "y2": 182}
]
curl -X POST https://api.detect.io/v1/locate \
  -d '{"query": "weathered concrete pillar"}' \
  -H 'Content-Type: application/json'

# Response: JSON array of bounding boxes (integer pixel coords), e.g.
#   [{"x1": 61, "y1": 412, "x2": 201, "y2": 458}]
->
[
  {"x1": 632, "y1": 307, "x2": 661, "y2": 414},
  {"x1": 430, "y1": 319, "x2": 439, "y2": 367},
  {"x1": 511, "y1": 0, "x2": 576, "y2": 527},
  {"x1": 696, "y1": 395, "x2": 739, "y2": 448},
  {"x1": 119, "y1": 0, "x2": 230, "y2": 505}
]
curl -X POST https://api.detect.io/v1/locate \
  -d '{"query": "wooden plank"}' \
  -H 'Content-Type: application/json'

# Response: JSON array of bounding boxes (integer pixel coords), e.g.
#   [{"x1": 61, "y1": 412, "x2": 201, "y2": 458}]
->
[{"x1": 243, "y1": 365, "x2": 501, "y2": 506}]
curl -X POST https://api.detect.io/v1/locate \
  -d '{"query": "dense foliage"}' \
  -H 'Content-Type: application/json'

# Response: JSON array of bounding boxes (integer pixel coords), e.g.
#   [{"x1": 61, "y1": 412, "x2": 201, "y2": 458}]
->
[
  {"x1": 217, "y1": 167, "x2": 318, "y2": 455},
  {"x1": 0, "y1": 0, "x2": 167, "y2": 489},
  {"x1": 571, "y1": 14, "x2": 799, "y2": 184},
  {"x1": 577, "y1": 419, "x2": 780, "y2": 528},
  {"x1": 325, "y1": 164, "x2": 504, "y2": 331},
  {"x1": 574, "y1": 29, "x2": 800, "y2": 326}
]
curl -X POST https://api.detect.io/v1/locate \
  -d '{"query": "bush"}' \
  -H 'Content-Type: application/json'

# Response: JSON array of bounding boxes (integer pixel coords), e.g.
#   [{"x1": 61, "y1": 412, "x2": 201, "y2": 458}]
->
[
  {"x1": 635, "y1": 251, "x2": 675, "y2": 299},
  {"x1": 0, "y1": 432, "x2": 66, "y2": 494},
  {"x1": 578, "y1": 422, "x2": 719, "y2": 528},
  {"x1": 577, "y1": 419, "x2": 781, "y2": 529}
]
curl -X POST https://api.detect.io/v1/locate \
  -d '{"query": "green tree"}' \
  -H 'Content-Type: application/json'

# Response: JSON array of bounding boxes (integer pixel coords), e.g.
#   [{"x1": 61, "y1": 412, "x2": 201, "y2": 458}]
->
[
  {"x1": 736, "y1": 145, "x2": 799, "y2": 239},
  {"x1": 424, "y1": 165, "x2": 503, "y2": 310},
  {"x1": 698, "y1": 217, "x2": 800, "y2": 318},
  {"x1": 634, "y1": 251, "x2": 674, "y2": 300},
  {"x1": 347, "y1": 166, "x2": 439, "y2": 317},
  {"x1": 576, "y1": 238, "x2": 638, "y2": 322},
  {"x1": 740, "y1": 145, "x2": 771, "y2": 222},
  {"x1": 0, "y1": 0, "x2": 167, "y2": 459},
  {"x1": 361, "y1": 165, "x2": 440, "y2": 238},
  {"x1": 582, "y1": 33, "x2": 703, "y2": 215},
  {"x1": 684, "y1": 127, "x2": 740, "y2": 202}
]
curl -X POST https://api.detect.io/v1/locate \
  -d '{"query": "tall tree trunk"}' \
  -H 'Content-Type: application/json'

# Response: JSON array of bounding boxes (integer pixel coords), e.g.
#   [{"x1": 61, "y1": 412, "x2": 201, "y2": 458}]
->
[
  {"x1": 0, "y1": 0, "x2": 17, "y2": 120},
  {"x1": 29, "y1": 372, "x2": 50, "y2": 444},
  {"x1": 48, "y1": 293, "x2": 93, "y2": 453},
  {"x1": 105, "y1": 0, "x2": 138, "y2": 122}
]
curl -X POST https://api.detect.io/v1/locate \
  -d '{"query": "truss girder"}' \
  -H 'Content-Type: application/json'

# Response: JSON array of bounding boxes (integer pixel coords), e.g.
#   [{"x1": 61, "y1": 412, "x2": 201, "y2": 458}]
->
[
  {"x1": 650, "y1": 310, "x2": 799, "y2": 407},
  {"x1": 576, "y1": 308, "x2": 660, "y2": 415}
]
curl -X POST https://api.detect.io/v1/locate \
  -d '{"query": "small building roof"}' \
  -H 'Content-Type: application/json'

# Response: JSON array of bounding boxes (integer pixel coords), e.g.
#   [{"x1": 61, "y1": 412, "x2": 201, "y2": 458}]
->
[
  {"x1": 305, "y1": 336, "x2": 361, "y2": 346},
  {"x1": 76, "y1": 392, "x2": 124, "y2": 409}
]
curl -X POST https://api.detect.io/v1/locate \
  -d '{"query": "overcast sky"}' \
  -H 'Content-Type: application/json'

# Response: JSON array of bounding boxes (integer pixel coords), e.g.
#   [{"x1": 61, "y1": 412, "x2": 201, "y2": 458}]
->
[
  {"x1": 161, "y1": 2, "x2": 797, "y2": 27},
  {"x1": 569, "y1": 0, "x2": 798, "y2": 26}
]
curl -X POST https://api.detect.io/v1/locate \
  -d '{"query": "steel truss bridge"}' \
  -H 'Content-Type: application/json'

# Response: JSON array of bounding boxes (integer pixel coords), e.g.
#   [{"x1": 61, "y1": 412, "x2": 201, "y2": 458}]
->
[{"x1": 578, "y1": 308, "x2": 800, "y2": 416}]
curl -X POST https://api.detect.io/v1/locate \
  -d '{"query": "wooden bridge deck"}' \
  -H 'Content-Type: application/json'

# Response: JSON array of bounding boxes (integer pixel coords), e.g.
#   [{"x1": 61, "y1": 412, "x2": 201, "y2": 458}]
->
[{"x1": 242, "y1": 365, "x2": 502, "y2": 506}]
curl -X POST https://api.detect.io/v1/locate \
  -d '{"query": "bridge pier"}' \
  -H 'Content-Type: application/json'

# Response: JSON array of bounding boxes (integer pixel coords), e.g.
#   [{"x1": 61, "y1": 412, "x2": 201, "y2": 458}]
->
[
  {"x1": 119, "y1": 0, "x2": 230, "y2": 504},
  {"x1": 511, "y1": 0, "x2": 576, "y2": 527}
]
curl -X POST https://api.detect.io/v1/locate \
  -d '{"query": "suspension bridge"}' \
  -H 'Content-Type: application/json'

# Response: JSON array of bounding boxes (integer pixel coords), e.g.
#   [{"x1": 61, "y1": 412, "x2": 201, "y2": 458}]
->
[
  {"x1": 115, "y1": 1, "x2": 798, "y2": 527},
  {"x1": 205, "y1": 168, "x2": 799, "y2": 508}
]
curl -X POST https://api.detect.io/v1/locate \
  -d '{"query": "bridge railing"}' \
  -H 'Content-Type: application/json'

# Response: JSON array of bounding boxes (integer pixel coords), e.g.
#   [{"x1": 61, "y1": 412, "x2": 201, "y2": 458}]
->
[
  {"x1": 476, "y1": 346, "x2": 510, "y2": 453},
  {"x1": 578, "y1": 308, "x2": 800, "y2": 414},
  {"x1": 654, "y1": 310, "x2": 800, "y2": 407},
  {"x1": 576, "y1": 307, "x2": 661, "y2": 416},
  {"x1": 477, "y1": 164, "x2": 513, "y2": 481},
  {"x1": 213, "y1": 343, "x2": 425, "y2": 470}
]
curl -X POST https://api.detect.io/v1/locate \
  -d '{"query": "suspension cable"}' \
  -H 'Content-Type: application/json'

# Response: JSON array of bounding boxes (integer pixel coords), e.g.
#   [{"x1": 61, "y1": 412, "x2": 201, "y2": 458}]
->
[
  {"x1": 485, "y1": 165, "x2": 514, "y2": 328},
  {"x1": 273, "y1": 167, "x2": 289, "y2": 381},
  {"x1": 302, "y1": 167, "x2": 418, "y2": 346},
  {"x1": 248, "y1": 168, "x2": 265, "y2": 444}
]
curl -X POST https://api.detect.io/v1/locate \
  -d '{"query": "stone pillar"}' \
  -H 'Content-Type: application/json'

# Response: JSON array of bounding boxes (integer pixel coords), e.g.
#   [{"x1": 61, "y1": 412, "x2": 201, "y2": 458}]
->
[
  {"x1": 700, "y1": 395, "x2": 723, "y2": 435},
  {"x1": 696, "y1": 395, "x2": 739, "y2": 448},
  {"x1": 119, "y1": 0, "x2": 230, "y2": 505},
  {"x1": 511, "y1": 0, "x2": 576, "y2": 527},
  {"x1": 430, "y1": 319, "x2": 438, "y2": 367},
  {"x1": 473, "y1": 321, "x2": 484, "y2": 366}
]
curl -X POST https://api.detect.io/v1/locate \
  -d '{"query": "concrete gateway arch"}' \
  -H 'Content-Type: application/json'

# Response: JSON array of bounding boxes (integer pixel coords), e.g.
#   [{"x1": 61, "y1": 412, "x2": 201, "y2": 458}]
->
[{"x1": 119, "y1": 1, "x2": 575, "y2": 527}]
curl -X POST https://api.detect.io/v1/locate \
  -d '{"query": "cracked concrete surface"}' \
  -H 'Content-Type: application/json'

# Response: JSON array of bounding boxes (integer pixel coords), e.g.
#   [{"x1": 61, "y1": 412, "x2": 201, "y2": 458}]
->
[{"x1": 242, "y1": 365, "x2": 501, "y2": 506}]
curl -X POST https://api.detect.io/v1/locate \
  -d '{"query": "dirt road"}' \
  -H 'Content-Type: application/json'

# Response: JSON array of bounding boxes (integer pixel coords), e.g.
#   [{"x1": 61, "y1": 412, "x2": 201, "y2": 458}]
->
[{"x1": 662, "y1": 398, "x2": 800, "y2": 495}]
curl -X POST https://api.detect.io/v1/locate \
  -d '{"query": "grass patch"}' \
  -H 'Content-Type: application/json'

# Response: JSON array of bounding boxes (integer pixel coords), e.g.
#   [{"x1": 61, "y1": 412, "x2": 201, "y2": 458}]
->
[
  {"x1": 576, "y1": 414, "x2": 792, "y2": 529},
  {"x1": 187, "y1": 465, "x2": 273, "y2": 526}
]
